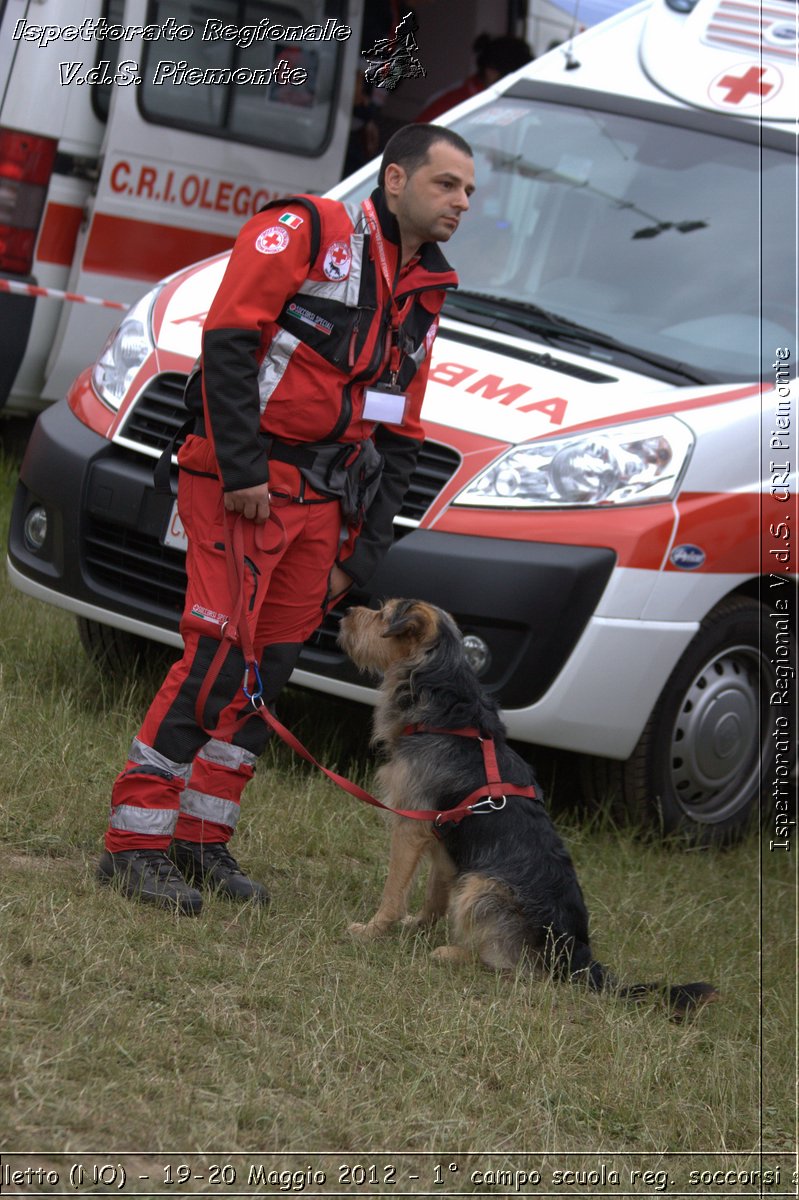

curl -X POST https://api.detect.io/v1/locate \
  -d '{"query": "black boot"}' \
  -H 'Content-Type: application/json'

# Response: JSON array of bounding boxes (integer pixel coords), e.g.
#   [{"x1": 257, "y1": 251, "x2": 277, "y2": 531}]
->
[
  {"x1": 97, "y1": 849, "x2": 203, "y2": 915},
  {"x1": 171, "y1": 840, "x2": 270, "y2": 905}
]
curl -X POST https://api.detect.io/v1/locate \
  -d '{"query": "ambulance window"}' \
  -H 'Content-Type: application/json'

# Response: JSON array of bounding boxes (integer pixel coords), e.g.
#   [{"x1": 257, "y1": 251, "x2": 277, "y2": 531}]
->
[{"x1": 135, "y1": 0, "x2": 347, "y2": 155}]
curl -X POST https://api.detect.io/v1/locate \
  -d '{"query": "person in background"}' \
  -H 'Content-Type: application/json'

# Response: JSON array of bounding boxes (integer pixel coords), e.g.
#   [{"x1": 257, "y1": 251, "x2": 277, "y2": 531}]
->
[{"x1": 415, "y1": 33, "x2": 532, "y2": 123}]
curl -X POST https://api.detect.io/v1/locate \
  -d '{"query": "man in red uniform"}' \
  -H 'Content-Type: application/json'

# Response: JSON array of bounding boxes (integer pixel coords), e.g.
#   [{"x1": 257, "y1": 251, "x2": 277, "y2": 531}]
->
[{"x1": 98, "y1": 124, "x2": 475, "y2": 914}]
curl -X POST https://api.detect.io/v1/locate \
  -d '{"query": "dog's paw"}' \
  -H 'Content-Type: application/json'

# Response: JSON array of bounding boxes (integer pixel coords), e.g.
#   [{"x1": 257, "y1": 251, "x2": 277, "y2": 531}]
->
[
  {"x1": 347, "y1": 920, "x2": 388, "y2": 940},
  {"x1": 431, "y1": 944, "x2": 472, "y2": 965},
  {"x1": 400, "y1": 912, "x2": 433, "y2": 932}
]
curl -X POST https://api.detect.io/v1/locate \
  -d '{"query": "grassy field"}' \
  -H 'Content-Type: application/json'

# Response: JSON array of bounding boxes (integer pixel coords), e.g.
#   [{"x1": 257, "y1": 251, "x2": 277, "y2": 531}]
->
[{"x1": 0, "y1": 416, "x2": 795, "y2": 1186}]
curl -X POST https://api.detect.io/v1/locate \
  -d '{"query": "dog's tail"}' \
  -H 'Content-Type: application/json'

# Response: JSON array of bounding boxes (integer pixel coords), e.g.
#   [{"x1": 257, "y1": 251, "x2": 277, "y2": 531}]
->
[
  {"x1": 616, "y1": 979, "x2": 720, "y2": 1019},
  {"x1": 547, "y1": 934, "x2": 719, "y2": 1020}
]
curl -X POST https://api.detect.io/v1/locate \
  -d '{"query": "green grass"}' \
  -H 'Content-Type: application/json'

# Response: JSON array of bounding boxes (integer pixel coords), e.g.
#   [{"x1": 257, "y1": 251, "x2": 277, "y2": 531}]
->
[{"x1": 0, "y1": 417, "x2": 795, "y2": 1172}]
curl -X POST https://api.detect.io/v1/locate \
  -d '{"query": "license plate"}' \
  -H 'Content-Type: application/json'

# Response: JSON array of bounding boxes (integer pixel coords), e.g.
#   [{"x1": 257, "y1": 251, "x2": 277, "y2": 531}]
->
[{"x1": 162, "y1": 500, "x2": 188, "y2": 552}]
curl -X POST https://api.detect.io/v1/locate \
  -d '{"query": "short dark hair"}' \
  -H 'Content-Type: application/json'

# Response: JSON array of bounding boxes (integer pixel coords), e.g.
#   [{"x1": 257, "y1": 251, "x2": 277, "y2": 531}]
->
[{"x1": 378, "y1": 124, "x2": 473, "y2": 188}]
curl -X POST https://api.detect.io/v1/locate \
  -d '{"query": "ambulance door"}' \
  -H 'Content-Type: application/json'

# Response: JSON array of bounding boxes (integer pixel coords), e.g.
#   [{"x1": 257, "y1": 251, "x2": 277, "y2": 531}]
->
[{"x1": 44, "y1": 0, "x2": 363, "y2": 402}]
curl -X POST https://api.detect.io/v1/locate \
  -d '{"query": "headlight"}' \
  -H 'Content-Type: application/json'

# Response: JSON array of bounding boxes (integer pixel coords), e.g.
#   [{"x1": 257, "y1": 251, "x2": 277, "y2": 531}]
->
[
  {"x1": 91, "y1": 285, "x2": 161, "y2": 410},
  {"x1": 454, "y1": 417, "x2": 694, "y2": 508}
]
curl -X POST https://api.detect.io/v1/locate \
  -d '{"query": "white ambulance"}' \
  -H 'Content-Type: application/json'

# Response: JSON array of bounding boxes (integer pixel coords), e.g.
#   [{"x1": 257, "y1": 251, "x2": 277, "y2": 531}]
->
[
  {"x1": 0, "y1": 0, "x2": 363, "y2": 414},
  {"x1": 8, "y1": 0, "x2": 797, "y2": 843}
]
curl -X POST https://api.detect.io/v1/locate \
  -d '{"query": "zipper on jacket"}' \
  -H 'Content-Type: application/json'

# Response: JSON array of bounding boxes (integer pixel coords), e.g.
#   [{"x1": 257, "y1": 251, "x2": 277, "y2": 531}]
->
[
  {"x1": 324, "y1": 303, "x2": 394, "y2": 441},
  {"x1": 348, "y1": 311, "x2": 362, "y2": 369},
  {"x1": 327, "y1": 382, "x2": 354, "y2": 443}
]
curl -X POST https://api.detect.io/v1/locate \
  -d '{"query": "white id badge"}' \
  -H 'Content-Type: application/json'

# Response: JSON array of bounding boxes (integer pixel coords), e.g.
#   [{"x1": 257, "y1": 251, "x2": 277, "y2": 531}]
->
[{"x1": 362, "y1": 387, "x2": 408, "y2": 425}]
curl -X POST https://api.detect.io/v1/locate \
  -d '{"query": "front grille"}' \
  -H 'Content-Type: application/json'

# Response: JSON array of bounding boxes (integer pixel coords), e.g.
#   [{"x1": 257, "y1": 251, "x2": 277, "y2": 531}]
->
[
  {"x1": 400, "y1": 440, "x2": 460, "y2": 522},
  {"x1": 306, "y1": 597, "x2": 359, "y2": 656},
  {"x1": 118, "y1": 372, "x2": 462, "y2": 526},
  {"x1": 120, "y1": 372, "x2": 189, "y2": 452},
  {"x1": 84, "y1": 517, "x2": 188, "y2": 613}
]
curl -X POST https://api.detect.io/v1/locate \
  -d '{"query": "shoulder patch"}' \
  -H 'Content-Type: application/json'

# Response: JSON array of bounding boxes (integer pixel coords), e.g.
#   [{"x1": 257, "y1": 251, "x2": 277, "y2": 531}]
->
[
  {"x1": 279, "y1": 212, "x2": 304, "y2": 229},
  {"x1": 323, "y1": 241, "x2": 351, "y2": 281},
  {"x1": 255, "y1": 226, "x2": 290, "y2": 255}
]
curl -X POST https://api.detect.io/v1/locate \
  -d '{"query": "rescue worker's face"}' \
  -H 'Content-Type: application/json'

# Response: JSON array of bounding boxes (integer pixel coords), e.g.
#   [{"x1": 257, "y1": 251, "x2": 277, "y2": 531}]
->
[{"x1": 385, "y1": 142, "x2": 475, "y2": 254}]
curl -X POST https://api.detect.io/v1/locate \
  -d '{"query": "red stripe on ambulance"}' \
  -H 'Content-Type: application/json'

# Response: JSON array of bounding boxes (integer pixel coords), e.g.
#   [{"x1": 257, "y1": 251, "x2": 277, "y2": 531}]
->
[
  {"x1": 36, "y1": 202, "x2": 83, "y2": 266},
  {"x1": 437, "y1": 490, "x2": 791, "y2": 577},
  {"x1": 435, "y1": 498, "x2": 677, "y2": 571},
  {"x1": 559, "y1": 383, "x2": 764, "y2": 434},
  {"x1": 672, "y1": 491, "x2": 759, "y2": 573},
  {"x1": 83, "y1": 213, "x2": 235, "y2": 280},
  {"x1": 78, "y1": 158, "x2": 295, "y2": 279}
]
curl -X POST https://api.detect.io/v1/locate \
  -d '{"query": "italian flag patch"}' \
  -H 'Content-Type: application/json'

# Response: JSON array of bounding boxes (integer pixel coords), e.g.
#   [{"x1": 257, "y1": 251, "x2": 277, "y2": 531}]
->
[{"x1": 279, "y1": 212, "x2": 303, "y2": 229}]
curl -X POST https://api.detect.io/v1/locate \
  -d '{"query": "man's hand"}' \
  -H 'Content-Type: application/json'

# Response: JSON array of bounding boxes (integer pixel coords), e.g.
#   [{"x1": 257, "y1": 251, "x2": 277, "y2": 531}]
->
[
  {"x1": 223, "y1": 482, "x2": 271, "y2": 523},
  {"x1": 327, "y1": 563, "x2": 352, "y2": 603}
]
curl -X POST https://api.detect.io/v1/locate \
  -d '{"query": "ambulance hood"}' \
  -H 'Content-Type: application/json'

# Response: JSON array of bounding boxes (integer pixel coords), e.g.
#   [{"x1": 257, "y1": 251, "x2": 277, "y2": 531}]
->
[{"x1": 153, "y1": 256, "x2": 747, "y2": 446}]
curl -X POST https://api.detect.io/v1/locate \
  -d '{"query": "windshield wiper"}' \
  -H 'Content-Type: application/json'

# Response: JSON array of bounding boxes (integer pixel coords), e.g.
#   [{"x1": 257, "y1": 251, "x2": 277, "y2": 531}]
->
[
  {"x1": 445, "y1": 290, "x2": 567, "y2": 335},
  {"x1": 444, "y1": 290, "x2": 712, "y2": 385},
  {"x1": 442, "y1": 291, "x2": 563, "y2": 347}
]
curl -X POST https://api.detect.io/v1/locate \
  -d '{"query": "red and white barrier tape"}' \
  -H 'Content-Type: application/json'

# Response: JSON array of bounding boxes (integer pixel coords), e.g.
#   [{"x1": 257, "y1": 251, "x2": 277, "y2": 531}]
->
[{"x1": 0, "y1": 277, "x2": 127, "y2": 311}]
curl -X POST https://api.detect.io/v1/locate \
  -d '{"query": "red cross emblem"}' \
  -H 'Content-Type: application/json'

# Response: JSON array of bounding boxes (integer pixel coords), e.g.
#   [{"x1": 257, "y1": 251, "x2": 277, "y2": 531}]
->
[
  {"x1": 255, "y1": 225, "x2": 289, "y2": 255},
  {"x1": 323, "y1": 241, "x2": 352, "y2": 280},
  {"x1": 709, "y1": 62, "x2": 782, "y2": 108}
]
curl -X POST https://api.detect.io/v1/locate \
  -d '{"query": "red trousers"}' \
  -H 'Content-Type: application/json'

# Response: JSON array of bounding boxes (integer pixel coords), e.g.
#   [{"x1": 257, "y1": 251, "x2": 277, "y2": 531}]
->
[{"x1": 106, "y1": 460, "x2": 343, "y2": 852}]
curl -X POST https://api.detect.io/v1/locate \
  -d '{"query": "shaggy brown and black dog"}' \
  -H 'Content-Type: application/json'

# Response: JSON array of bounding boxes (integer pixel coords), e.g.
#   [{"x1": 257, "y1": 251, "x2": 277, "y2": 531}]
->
[{"x1": 338, "y1": 598, "x2": 718, "y2": 1018}]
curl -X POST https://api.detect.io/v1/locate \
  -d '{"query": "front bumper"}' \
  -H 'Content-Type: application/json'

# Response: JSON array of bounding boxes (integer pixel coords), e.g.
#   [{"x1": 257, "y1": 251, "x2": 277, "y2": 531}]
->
[
  {"x1": 9, "y1": 397, "x2": 616, "y2": 709},
  {"x1": 306, "y1": 529, "x2": 614, "y2": 707}
]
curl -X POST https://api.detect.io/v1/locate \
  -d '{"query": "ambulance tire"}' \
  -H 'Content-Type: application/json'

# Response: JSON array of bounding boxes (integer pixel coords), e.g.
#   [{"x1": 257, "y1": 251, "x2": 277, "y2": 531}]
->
[
  {"x1": 76, "y1": 617, "x2": 173, "y2": 676},
  {"x1": 586, "y1": 597, "x2": 787, "y2": 845}
]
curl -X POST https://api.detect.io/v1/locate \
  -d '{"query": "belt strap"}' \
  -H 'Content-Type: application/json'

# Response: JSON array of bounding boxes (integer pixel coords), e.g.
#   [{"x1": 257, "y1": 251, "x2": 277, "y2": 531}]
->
[{"x1": 153, "y1": 416, "x2": 195, "y2": 495}]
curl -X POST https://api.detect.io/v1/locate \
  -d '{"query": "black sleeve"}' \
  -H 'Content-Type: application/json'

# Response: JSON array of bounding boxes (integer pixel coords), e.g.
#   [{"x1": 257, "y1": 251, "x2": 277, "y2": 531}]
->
[
  {"x1": 201, "y1": 327, "x2": 268, "y2": 493},
  {"x1": 340, "y1": 426, "x2": 422, "y2": 588}
]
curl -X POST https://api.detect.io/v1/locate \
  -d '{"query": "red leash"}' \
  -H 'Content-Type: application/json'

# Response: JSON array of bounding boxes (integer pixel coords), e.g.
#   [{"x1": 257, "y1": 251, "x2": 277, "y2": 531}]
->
[{"x1": 195, "y1": 513, "x2": 541, "y2": 829}]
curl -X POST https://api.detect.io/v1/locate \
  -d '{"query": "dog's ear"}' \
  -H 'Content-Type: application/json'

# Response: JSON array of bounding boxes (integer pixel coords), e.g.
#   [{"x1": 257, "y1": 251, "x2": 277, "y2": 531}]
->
[{"x1": 381, "y1": 601, "x2": 433, "y2": 642}]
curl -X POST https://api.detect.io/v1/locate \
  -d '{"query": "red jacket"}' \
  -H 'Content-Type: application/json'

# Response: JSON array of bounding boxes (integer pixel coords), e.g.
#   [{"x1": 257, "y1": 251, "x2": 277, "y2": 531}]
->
[{"x1": 182, "y1": 188, "x2": 458, "y2": 586}]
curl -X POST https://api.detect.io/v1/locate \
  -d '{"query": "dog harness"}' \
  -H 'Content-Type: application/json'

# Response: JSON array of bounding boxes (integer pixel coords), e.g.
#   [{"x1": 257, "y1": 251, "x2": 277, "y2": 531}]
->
[{"x1": 402, "y1": 724, "x2": 543, "y2": 834}]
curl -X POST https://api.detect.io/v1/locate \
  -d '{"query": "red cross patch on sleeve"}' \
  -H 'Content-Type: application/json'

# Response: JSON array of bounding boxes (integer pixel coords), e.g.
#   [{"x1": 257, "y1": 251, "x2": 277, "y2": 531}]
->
[
  {"x1": 255, "y1": 226, "x2": 290, "y2": 255},
  {"x1": 323, "y1": 241, "x2": 352, "y2": 281}
]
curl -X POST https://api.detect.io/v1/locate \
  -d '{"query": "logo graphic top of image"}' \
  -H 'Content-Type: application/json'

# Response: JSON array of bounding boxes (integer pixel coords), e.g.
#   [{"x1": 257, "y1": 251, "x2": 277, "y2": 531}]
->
[{"x1": 362, "y1": 12, "x2": 427, "y2": 91}]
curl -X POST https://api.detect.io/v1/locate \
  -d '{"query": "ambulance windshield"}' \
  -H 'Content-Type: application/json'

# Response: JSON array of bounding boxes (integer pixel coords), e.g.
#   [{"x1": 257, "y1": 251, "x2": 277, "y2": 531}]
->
[
  {"x1": 343, "y1": 96, "x2": 791, "y2": 383},
  {"x1": 443, "y1": 97, "x2": 791, "y2": 382}
]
